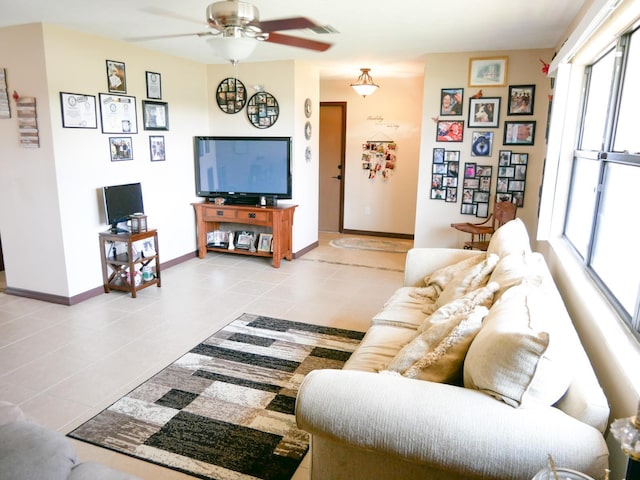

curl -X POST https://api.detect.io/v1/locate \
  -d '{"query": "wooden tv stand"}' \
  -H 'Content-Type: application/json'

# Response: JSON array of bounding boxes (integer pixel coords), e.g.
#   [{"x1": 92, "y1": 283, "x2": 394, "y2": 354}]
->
[{"x1": 192, "y1": 202, "x2": 296, "y2": 268}]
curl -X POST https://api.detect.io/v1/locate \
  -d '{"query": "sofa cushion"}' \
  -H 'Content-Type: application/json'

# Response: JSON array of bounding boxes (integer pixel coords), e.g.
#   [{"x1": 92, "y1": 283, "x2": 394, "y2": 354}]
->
[
  {"x1": 434, "y1": 254, "x2": 499, "y2": 310},
  {"x1": 343, "y1": 324, "x2": 417, "y2": 373},
  {"x1": 0, "y1": 421, "x2": 77, "y2": 480},
  {"x1": 486, "y1": 218, "x2": 532, "y2": 258},
  {"x1": 372, "y1": 287, "x2": 433, "y2": 329},
  {"x1": 463, "y1": 282, "x2": 574, "y2": 407}
]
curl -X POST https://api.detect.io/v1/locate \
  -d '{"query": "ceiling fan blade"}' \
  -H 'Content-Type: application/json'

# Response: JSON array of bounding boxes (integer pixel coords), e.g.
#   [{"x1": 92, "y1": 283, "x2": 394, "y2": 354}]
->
[
  {"x1": 265, "y1": 32, "x2": 332, "y2": 52},
  {"x1": 124, "y1": 32, "x2": 206, "y2": 42},
  {"x1": 259, "y1": 17, "x2": 319, "y2": 33}
]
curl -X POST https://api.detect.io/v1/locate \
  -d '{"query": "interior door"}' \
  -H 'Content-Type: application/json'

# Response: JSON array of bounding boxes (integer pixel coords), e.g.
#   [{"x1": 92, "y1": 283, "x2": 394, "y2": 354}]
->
[{"x1": 319, "y1": 102, "x2": 346, "y2": 232}]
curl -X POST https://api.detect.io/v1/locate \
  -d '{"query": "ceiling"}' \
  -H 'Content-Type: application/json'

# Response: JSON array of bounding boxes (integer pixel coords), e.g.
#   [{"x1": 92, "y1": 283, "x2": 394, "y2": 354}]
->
[{"x1": 0, "y1": 0, "x2": 585, "y2": 79}]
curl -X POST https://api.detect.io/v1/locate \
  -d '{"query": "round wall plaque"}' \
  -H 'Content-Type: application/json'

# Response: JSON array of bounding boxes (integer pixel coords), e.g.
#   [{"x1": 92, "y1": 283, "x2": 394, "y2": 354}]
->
[
  {"x1": 304, "y1": 121, "x2": 312, "y2": 140},
  {"x1": 216, "y1": 77, "x2": 247, "y2": 114},
  {"x1": 304, "y1": 98, "x2": 312, "y2": 118},
  {"x1": 305, "y1": 146, "x2": 312, "y2": 162},
  {"x1": 247, "y1": 92, "x2": 279, "y2": 129}
]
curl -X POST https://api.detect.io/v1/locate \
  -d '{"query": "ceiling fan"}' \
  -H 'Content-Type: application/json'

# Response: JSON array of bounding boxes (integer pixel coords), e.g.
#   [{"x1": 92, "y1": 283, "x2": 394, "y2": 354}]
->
[{"x1": 134, "y1": 0, "x2": 333, "y2": 63}]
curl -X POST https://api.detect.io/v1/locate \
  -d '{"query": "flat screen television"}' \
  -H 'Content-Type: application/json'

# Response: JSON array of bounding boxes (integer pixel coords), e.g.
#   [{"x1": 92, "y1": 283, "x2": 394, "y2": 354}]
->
[
  {"x1": 102, "y1": 182, "x2": 144, "y2": 232},
  {"x1": 194, "y1": 136, "x2": 292, "y2": 204}
]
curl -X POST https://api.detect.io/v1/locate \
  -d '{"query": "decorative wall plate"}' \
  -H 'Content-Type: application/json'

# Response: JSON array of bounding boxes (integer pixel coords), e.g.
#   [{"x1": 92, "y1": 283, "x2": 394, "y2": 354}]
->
[
  {"x1": 305, "y1": 146, "x2": 312, "y2": 162},
  {"x1": 216, "y1": 77, "x2": 247, "y2": 114},
  {"x1": 304, "y1": 98, "x2": 312, "y2": 118},
  {"x1": 247, "y1": 92, "x2": 279, "y2": 129},
  {"x1": 304, "y1": 121, "x2": 312, "y2": 140}
]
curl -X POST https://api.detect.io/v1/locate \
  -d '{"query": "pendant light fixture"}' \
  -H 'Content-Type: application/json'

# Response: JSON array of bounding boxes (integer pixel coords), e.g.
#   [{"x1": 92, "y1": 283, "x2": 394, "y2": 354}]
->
[{"x1": 350, "y1": 68, "x2": 379, "y2": 97}]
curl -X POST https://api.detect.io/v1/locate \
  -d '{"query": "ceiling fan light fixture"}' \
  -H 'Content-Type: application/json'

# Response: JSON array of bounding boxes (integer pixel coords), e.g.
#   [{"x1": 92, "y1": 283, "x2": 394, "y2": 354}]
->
[
  {"x1": 206, "y1": 32, "x2": 258, "y2": 64},
  {"x1": 351, "y1": 68, "x2": 379, "y2": 97}
]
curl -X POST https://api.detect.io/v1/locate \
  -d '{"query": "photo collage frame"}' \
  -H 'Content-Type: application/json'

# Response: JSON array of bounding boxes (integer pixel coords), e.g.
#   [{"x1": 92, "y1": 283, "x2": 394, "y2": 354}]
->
[
  {"x1": 362, "y1": 141, "x2": 397, "y2": 180},
  {"x1": 431, "y1": 73, "x2": 536, "y2": 216}
]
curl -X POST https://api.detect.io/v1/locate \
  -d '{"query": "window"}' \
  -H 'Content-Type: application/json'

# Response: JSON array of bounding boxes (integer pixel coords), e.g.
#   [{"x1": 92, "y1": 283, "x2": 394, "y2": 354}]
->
[{"x1": 565, "y1": 26, "x2": 640, "y2": 333}]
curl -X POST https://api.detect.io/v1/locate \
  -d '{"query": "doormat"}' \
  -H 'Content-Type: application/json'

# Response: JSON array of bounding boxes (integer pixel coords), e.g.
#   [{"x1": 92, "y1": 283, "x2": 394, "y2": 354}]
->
[
  {"x1": 329, "y1": 237, "x2": 412, "y2": 253},
  {"x1": 68, "y1": 313, "x2": 364, "y2": 480}
]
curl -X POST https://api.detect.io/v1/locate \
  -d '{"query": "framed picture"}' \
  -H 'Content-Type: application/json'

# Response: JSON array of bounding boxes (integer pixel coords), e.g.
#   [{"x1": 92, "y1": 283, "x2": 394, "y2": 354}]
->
[
  {"x1": 436, "y1": 120, "x2": 464, "y2": 142},
  {"x1": 440, "y1": 88, "x2": 463, "y2": 116},
  {"x1": 468, "y1": 57, "x2": 508, "y2": 87},
  {"x1": 258, "y1": 233, "x2": 273, "y2": 252},
  {"x1": 109, "y1": 137, "x2": 133, "y2": 162},
  {"x1": 504, "y1": 121, "x2": 536, "y2": 145},
  {"x1": 106, "y1": 60, "x2": 126, "y2": 94},
  {"x1": 149, "y1": 135, "x2": 165, "y2": 161},
  {"x1": 508, "y1": 84, "x2": 535, "y2": 115},
  {"x1": 59, "y1": 92, "x2": 97, "y2": 129},
  {"x1": 142, "y1": 100, "x2": 169, "y2": 131},
  {"x1": 146, "y1": 71, "x2": 162, "y2": 100},
  {"x1": 468, "y1": 97, "x2": 500, "y2": 128},
  {"x1": 471, "y1": 131, "x2": 493, "y2": 157},
  {"x1": 99, "y1": 93, "x2": 137, "y2": 134}
]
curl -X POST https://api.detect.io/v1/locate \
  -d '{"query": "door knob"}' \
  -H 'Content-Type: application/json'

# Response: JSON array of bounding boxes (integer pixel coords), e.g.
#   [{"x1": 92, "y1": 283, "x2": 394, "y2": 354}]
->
[{"x1": 332, "y1": 175, "x2": 342, "y2": 180}]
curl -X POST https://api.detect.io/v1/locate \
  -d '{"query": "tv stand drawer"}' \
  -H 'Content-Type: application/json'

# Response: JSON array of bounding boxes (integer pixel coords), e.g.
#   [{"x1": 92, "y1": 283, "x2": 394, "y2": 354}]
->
[
  {"x1": 239, "y1": 210, "x2": 270, "y2": 222},
  {"x1": 203, "y1": 209, "x2": 238, "y2": 221}
]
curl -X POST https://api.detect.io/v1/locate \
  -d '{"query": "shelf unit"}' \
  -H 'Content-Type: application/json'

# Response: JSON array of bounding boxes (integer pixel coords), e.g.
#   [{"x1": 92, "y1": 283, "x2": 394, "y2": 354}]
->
[
  {"x1": 192, "y1": 203, "x2": 296, "y2": 268},
  {"x1": 99, "y1": 229, "x2": 161, "y2": 298}
]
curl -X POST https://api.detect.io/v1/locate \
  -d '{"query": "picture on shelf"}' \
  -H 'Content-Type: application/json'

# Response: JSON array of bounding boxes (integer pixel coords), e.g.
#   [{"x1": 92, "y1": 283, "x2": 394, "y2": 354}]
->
[
  {"x1": 258, "y1": 233, "x2": 273, "y2": 252},
  {"x1": 235, "y1": 231, "x2": 256, "y2": 250},
  {"x1": 206, "y1": 230, "x2": 230, "y2": 248}
]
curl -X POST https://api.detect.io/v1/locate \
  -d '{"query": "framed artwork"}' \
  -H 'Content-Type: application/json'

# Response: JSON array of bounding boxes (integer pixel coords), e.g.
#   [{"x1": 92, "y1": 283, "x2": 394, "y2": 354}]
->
[
  {"x1": 468, "y1": 97, "x2": 500, "y2": 128},
  {"x1": 59, "y1": 92, "x2": 97, "y2": 129},
  {"x1": 440, "y1": 88, "x2": 463, "y2": 116},
  {"x1": 247, "y1": 92, "x2": 279, "y2": 129},
  {"x1": 508, "y1": 84, "x2": 535, "y2": 115},
  {"x1": 471, "y1": 131, "x2": 494, "y2": 157},
  {"x1": 109, "y1": 137, "x2": 133, "y2": 162},
  {"x1": 258, "y1": 233, "x2": 273, "y2": 253},
  {"x1": 436, "y1": 120, "x2": 464, "y2": 142},
  {"x1": 149, "y1": 135, "x2": 165, "y2": 161},
  {"x1": 504, "y1": 121, "x2": 536, "y2": 145},
  {"x1": 99, "y1": 93, "x2": 137, "y2": 134},
  {"x1": 106, "y1": 60, "x2": 126, "y2": 94},
  {"x1": 142, "y1": 100, "x2": 169, "y2": 131},
  {"x1": 216, "y1": 77, "x2": 246, "y2": 114},
  {"x1": 146, "y1": 71, "x2": 162, "y2": 99},
  {"x1": 461, "y1": 162, "x2": 493, "y2": 217},
  {"x1": 468, "y1": 57, "x2": 508, "y2": 87},
  {"x1": 431, "y1": 148, "x2": 459, "y2": 201}
]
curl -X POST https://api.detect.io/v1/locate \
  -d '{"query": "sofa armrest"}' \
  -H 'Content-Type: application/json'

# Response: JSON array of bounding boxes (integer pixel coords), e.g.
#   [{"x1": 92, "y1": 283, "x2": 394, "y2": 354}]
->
[
  {"x1": 403, "y1": 248, "x2": 483, "y2": 287},
  {"x1": 296, "y1": 369, "x2": 608, "y2": 479}
]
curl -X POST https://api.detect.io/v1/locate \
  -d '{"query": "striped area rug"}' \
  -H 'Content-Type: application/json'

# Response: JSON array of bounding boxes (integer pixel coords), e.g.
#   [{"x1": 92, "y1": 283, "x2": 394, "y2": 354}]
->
[{"x1": 68, "y1": 314, "x2": 364, "y2": 480}]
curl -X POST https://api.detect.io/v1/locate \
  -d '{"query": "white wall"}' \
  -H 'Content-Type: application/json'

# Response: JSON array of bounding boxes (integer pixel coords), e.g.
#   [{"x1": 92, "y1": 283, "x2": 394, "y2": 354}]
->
[
  {"x1": 320, "y1": 76, "x2": 423, "y2": 236},
  {"x1": 414, "y1": 49, "x2": 555, "y2": 248}
]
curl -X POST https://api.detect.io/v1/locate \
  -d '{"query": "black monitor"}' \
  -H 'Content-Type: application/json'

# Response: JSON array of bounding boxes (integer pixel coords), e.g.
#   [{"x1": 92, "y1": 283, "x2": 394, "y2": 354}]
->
[{"x1": 102, "y1": 182, "x2": 144, "y2": 232}]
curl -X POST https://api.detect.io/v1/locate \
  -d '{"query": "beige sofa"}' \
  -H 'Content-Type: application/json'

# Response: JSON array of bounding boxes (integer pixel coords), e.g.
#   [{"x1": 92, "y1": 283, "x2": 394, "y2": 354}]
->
[{"x1": 296, "y1": 219, "x2": 610, "y2": 480}]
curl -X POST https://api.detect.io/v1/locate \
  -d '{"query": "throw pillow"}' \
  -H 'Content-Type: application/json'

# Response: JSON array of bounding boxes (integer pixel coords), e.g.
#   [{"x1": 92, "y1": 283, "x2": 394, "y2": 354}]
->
[
  {"x1": 411, "y1": 254, "x2": 486, "y2": 304},
  {"x1": 384, "y1": 305, "x2": 489, "y2": 384},
  {"x1": 384, "y1": 282, "x2": 499, "y2": 384},
  {"x1": 486, "y1": 218, "x2": 532, "y2": 258},
  {"x1": 463, "y1": 282, "x2": 574, "y2": 408},
  {"x1": 434, "y1": 253, "x2": 500, "y2": 310},
  {"x1": 489, "y1": 252, "x2": 545, "y2": 301}
]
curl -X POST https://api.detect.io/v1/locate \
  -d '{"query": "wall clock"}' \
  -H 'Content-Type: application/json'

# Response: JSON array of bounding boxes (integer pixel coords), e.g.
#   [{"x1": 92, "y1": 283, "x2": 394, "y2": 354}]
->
[
  {"x1": 304, "y1": 98, "x2": 312, "y2": 118},
  {"x1": 247, "y1": 92, "x2": 279, "y2": 128},
  {"x1": 304, "y1": 121, "x2": 312, "y2": 140},
  {"x1": 216, "y1": 77, "x2": 246, "y2": 114}
]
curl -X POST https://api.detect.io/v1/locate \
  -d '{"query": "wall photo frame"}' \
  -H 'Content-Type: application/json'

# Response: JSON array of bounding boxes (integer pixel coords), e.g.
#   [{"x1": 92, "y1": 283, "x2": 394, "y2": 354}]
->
[
  {"x1": 471, "y1": 131, "x2": 493, "y2": 156},
  {"x1": 99, "y1": 93, "x2": 137, "y2": 134},
  {"x1": 468, "y1": 57, "x2": 508, "y2": 87},
  {"x1": 146, "y1": 71, "x2": 162, "y2": 100},
  {"x1": 436, "y1": 120, "x2": 464, "y2": 142},
  {"x1": 468, "y1": 97, "x2": 500, "y2": 128},
  {"x1": 59, "y1": 92, "x2": 97, "y2": 129},
  {"x1": 508, "y1": 84, "x2": 535, "y2": 115},
  {"x1": 149, "y1": 135, "x2": 165, "y2": 161},
  {"x1": 440, "y1": 88, "x2": 463, "y2": 116},
  {"x1": 106, "y1": 60, "x2": 126, "y2": 94},
  {"x1": 504, "y1": 121, "x2": 536, "y2": 145},
  {"x1": 142, "y1": 100, "x2": 169, "y2": 131},
  {"x1": 109, "y1": 137, "x2": 133, "y2": 162}
]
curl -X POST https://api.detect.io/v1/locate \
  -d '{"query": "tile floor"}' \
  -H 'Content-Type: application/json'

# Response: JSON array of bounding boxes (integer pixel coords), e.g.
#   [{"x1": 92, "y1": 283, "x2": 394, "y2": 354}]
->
[{"x1": 0, "y1": 232, "x2": 410, "y2": 479}]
